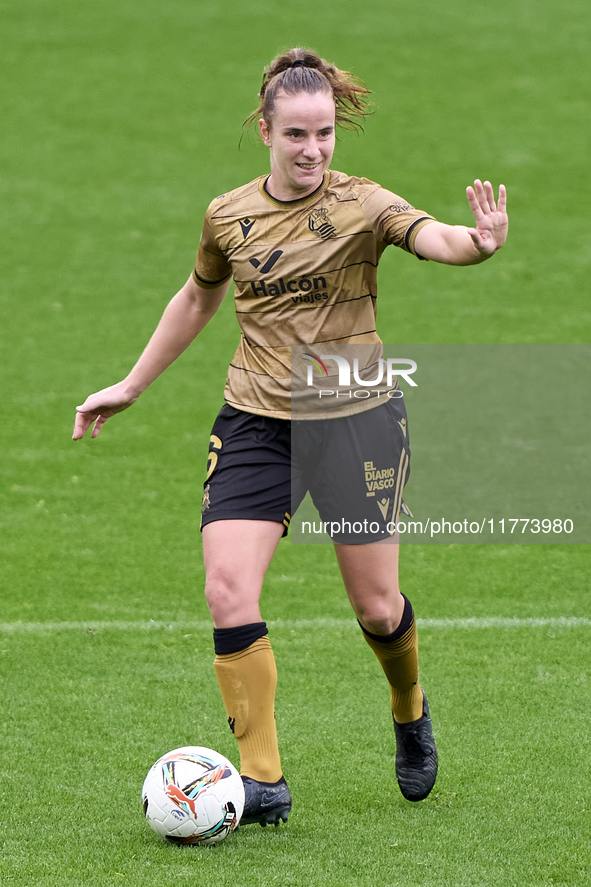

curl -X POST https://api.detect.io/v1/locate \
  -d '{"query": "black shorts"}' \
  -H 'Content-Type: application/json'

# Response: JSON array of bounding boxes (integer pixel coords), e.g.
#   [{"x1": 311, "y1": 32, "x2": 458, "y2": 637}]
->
[{"x1": 200, "y1": 398, "x2": 411, "y2": 544}]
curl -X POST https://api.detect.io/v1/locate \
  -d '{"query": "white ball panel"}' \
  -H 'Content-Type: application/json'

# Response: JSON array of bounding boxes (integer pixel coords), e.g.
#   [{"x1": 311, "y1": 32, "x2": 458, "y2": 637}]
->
[{"x1": 142, "y1": 746, "x2": 244, "y2": 845}]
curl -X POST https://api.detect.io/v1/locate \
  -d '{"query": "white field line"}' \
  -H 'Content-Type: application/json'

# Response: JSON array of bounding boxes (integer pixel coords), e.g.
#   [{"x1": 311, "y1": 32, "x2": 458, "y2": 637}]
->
[{"x1": 0, "y1": 616, "x2": 589, "y2": 633}]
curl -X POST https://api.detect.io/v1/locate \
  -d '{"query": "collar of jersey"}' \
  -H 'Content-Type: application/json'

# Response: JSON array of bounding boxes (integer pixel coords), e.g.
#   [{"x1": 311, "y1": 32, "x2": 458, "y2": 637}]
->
[{"x1": 259, "y1": 172, "x2": 330, "y2": 208}]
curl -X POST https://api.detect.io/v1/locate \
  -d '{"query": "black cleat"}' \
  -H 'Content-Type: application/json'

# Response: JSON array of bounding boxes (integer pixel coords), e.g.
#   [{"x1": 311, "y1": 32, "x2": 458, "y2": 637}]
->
[
  {"x1": 393, "y1": 690, "x2": 438, "y2": 801},
  {"x1": 240, "y1": 775, "x2": 292, "y2": 826}
]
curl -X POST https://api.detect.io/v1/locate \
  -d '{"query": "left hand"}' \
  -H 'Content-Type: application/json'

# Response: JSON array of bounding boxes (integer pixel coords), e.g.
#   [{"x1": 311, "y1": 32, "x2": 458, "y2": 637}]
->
[{"x1": 466, "y1": 180, "x2": 508, "y2": 257}]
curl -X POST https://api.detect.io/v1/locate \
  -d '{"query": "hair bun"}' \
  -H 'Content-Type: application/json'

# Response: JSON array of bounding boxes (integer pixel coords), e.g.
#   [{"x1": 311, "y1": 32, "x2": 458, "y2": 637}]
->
[{"x1": 242, "y1": 48, "x2": 372, "y2": 135}]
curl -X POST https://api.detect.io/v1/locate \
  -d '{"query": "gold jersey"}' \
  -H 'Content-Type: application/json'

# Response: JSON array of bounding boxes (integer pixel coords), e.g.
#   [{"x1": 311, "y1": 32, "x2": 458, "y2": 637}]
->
[{"x1": 193, "y1": 170, "x2": 436, "y2": 419}]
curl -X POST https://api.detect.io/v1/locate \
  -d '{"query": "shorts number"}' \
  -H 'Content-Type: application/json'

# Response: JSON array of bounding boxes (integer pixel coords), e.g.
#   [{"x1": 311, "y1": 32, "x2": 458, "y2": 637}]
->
[{"x1": 206, "y1": 434, "x2": 223, "y2": 480}]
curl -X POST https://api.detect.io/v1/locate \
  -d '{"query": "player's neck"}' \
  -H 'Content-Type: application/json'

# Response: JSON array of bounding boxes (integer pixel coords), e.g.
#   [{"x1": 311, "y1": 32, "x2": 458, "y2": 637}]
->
[{"x1": 264, "y1": 173, "x2": 326, "y2": 203}]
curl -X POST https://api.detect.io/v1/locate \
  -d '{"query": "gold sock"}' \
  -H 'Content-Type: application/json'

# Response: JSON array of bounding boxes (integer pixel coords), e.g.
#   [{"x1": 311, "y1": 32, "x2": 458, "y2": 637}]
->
[
  {"x1": 362, "y1": 614, "x2": 423, "y2": 724},
  {"x1": 213, "y1": 636, "x2": 283, "y2": 783}
]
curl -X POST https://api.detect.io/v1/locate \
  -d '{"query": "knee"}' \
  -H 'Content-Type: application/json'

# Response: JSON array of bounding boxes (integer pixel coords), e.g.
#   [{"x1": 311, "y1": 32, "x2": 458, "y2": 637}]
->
[
  {"x1": 204, "y1": 567, "x2": 238, "y2": 613},
  {"x1": 354, "y1": 593, "x2": 404, "y2": 636},
  {"x1": 204, "y1": 567, "x2": 260, "y2": 627}
]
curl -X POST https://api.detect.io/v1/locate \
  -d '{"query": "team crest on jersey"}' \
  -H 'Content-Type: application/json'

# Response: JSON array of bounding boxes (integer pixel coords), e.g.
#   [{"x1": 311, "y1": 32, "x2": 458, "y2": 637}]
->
[{"x1": 308, "y1": 208, "x2": 337, "y2": 240}]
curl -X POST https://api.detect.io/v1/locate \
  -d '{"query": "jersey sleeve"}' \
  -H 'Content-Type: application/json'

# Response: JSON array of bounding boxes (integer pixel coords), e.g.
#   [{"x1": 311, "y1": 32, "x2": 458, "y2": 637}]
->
[
  {"x1": 357, "y1": 185, "x2": 437, "y2": 259},
  {"x1": 192, "y1": 209, "x2": 233, "y2": 289}
]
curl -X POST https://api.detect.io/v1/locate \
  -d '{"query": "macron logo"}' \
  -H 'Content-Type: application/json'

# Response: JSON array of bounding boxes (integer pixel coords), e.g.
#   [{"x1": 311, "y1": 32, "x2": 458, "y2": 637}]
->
[
  {"x1": 239, "y1": 218, "x2": 255, "y2": 239},
  {"x1": 249, "y1": 250, "x2": 283, "y2": 274}
]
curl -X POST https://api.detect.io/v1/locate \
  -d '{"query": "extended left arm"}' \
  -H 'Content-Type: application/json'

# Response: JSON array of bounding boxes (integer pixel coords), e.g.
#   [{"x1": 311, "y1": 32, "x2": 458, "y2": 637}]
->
[{"x1": 414, "y1": 179, "x2": 508, "y2": 265}]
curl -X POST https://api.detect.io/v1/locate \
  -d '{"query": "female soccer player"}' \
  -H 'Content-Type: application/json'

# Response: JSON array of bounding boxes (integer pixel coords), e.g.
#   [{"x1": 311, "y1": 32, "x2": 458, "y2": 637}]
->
[{"x1": 73, "y1": 48, "x2": 508, "y2": 826}]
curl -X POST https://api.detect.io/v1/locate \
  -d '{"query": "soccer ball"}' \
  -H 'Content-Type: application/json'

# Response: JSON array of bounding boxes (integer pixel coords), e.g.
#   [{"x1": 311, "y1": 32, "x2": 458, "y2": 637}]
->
[{"x1": 142, "y1": 746, "x2": 245, "y2": 845}]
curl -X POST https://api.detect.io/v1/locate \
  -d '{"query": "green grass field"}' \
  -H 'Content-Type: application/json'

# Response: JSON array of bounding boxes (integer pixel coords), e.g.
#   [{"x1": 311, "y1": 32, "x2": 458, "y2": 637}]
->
[{"x1": 1, "y1": 1, "x2": 589, "y2": 884}]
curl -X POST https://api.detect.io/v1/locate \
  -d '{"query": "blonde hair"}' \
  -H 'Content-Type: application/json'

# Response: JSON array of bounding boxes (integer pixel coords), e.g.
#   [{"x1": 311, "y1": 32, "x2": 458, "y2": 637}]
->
[{"x1": 243, "y1": 47, "x2": 372, "y2": 134}]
